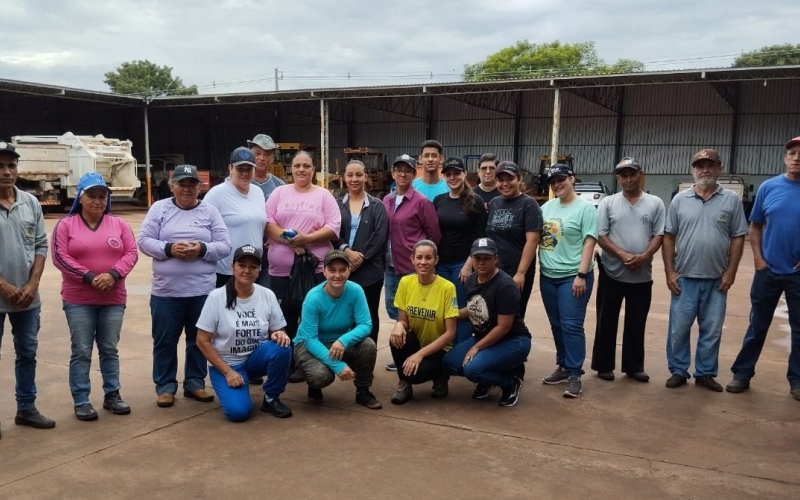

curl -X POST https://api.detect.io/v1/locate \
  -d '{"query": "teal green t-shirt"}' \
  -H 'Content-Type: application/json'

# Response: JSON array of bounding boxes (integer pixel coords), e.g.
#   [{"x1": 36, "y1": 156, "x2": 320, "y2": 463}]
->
[{"x1": 539, "y1": 198, "x2": 599, "y2": 278}]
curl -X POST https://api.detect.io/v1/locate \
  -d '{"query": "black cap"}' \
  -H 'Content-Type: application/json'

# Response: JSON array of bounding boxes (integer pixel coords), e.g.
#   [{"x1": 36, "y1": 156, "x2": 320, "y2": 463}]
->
[
  {"x1": 495, "y1": 161, "x2": 520, "y2": 176},
  {"x1": 0, "y1": 140, "x2": 20, "y2": 159},
  {"x1": 470, "y1": 237, "x2": 498, "y2": 256},
  {"x1": 230, "y1": 147, "x2": 256, "y2": 168},
  {"x1": 614, "y1": 157, "x2": 642, "y2": 174},
  {"x1": 232, "y1": 244, "x2": 262, "y2": 262},
  {"x1": 442, "y1": 157, "x2": 466, "y2": 172},
  {"x1": 392, "y1": 154, "x2": 416, "y2": 170},
  {"x1": 546, "y1": 164, "x2": 574, "y2": 181},
  {"x1": 324, "y1": 249, "x2": 350, "y2": 267},
  {"x1": 172, "y1": 164, "x2": 201, "y2": 182}
]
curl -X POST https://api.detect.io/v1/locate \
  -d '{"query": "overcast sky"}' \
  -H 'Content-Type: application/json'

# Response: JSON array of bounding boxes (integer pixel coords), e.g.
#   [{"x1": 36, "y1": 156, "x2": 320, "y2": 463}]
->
[{"x1": 1, "y1": 0, "x2": 796, "y2": 94}]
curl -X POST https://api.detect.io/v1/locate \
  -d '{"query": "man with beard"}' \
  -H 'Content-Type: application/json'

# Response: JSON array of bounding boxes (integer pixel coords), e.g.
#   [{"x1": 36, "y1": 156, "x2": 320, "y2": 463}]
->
[{"x1": 662, "y1": 149, "x2": 747, "y2": 392}]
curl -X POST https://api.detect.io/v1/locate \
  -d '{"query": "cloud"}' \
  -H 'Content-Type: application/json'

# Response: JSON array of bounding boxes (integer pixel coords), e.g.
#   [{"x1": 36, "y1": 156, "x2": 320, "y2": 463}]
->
[{"x1": 1, "y1": 0, "x2": 797, "y2": 93}]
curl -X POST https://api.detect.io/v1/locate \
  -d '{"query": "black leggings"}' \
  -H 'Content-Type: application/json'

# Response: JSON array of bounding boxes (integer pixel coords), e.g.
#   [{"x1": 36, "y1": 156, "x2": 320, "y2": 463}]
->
[
  {"x1": 359, "y1": 280, "x2": 384, "y2": 345},
  {"x1": 389, "y1": 331, "x2": 446, "y2": 385}
]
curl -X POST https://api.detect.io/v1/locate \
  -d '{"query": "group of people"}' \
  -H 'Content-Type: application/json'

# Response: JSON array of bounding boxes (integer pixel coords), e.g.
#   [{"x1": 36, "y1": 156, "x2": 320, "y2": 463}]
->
[{"x1": 0, "y1": 133, "x2": 798, "y2": 432}]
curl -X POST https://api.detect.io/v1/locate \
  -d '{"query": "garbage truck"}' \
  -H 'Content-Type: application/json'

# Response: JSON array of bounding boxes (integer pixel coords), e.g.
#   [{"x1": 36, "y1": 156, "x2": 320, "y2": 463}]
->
[{"x1": 12, "y1": 132, "x2": 140, "y2": 211}]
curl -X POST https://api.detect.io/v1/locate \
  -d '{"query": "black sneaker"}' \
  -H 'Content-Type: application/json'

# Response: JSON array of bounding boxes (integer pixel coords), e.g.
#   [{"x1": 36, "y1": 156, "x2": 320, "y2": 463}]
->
[
  {"x1": 355, "y1": 389, "x2": 382, "y2": 410},
  {"x1": 563, "y1": 376, "x2": 582, "y2": 398},
  {"x1": 261, "y1": 397, "x2": 293, "y2": 418},
  {"x1": 249, "y1": 376, "x2": 264, "y2": 385},
  {"x1": 307, "y1": 387, "x2": 324, "y2": 404},
  {"x1": 102, "y1": 391, "x2": 131, "y2": 415},
  {"x1": 791, "y1": 386, "x2": 800, "y2": 401},
  {"x1": 695, "y1": 376, "x2": 723, "y2": 392},
  {"x1": 665, "y1": 374, "x2": 688, "y2": 389},
  {"x1": 472, "y1": 384, "x2": 492, "y2": 399},
  {"x1": 499, "y1": 378, "x2": 522, "y2": 407},
  {"x1": 597, "y1": 371, "x2": 615, "y2": 381}
]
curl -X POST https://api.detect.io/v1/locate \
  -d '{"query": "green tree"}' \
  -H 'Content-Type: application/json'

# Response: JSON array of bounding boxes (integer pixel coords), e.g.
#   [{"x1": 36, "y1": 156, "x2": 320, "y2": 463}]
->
[
  {"x1": 463, "y1": 40, "x2": 644, "y2": 81},
  {"x1": 104, "y1": 60, "x2": 198, "y2": 96},
  {"x1": 734, "y1": 44, "x2": 800, "y2": 67}
]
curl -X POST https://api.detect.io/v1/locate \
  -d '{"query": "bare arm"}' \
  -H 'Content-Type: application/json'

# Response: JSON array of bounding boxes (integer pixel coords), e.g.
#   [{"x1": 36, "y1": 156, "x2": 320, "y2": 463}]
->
[
  {"x1": 16, "y1": 255, "x2": 46, "y2": 309},
  {"x1": 662, "y1": 233, "x2": 681, "y2": 295},
  {"x1": 750, "y1": 222, "x2": 766, "y2": 270},
  {"x1": 719, "y1": 236, "x2": 745, "y2": 292}
]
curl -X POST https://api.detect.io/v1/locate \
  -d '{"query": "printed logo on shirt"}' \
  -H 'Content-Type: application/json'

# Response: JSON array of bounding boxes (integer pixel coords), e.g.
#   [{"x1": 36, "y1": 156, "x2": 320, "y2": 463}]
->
[
  {"x1": 107, "y1": 237, "x2": 122, "y2": 249},
  {"x1": 281, "y1": 200, "x2": 319, "y2": 214},
  {"x1": 466, "y1": 294, "x2": 489, "y2": 327},
  {"x1": 717, "y1": 211, "x2": 730, "y2": 224},
  {"x1": 541, "y1": 219, "x2": 562, "y2": 251},
  {"x1": 231, "y1": 309, "x2": 262, "y2": 355},
  {"x1": 190, "y1": 219, "x2": 204, "y2": 227},
  {"x1": 640, "y1": 214, "x2": 651, "y2": 225},
  {"x1": 407, "y1": 306, "x2": 436, "y2": 321},
  {"x1": 489, "y1": 208, "x2": 514, "y2": 230}
]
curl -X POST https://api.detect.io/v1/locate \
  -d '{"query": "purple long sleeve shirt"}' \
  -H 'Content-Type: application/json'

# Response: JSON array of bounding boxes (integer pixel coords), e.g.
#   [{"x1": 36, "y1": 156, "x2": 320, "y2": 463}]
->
[
  {"x1": 138, "y1": 199, "x2": 232, "y2": 297},
  {"x1": 383, "y1": 187, "x2": 441, "y2": 275}
]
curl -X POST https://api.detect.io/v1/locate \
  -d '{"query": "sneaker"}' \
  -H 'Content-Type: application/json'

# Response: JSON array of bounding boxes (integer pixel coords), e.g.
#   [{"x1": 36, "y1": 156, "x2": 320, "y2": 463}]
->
[
  {"x1": 261, "y1": 397, "x2": 293, "y2": 418},
  {"x1": 184, "y1": 388, "x2": 215, "y2": 402},
  {"x1": 74, "y1": 404, "x2": 98, "y2": 422},
  {"x1": 103, "y1": 391, "x2": 131, "y2": 415},
  {"x1": 390, "y1": 380, "x2": 413, "y2": 405},
  {"x1": 472, "y1": 384, "x2": 492, "y2": 400},
  {"x1": 725, "y1": 378, "x2": 750, "y2": 393},
  {"x1": 665, "y1": 374, "x2": 688, "y2": 389},
  {"x1": 563, "y1": 376, "x2": 582, "y2": 398},
  {"x1": 542, "y1": 366, "x2": 569, "y2": 385},
  {"x1": 499, "y1": 378, "x2": 522, "y2": 407},
  {"x1": 431, "y1": 373, "x2": 450, "y2": 399},
  {"x1": 156, "y1": 394, "x2": 175, "y2": 407},
  {"x1": 385, "y1": 363, "x2": 397, "y2": 371},
  {"x1": 597, "y1": 371, "x2": 615, "y2": 381},
  {"x1": 249, "y1": 376, "x2": 264, "y2": 385},
  {"x1": 356, "y1": 389, "x2": 383, "y2": 410},
  {"x1": 307, "y1": 387, "x2": 324, "y2": 405},
  {"x1": 288, "y1": 366, "x2": 306, "y2": 384},
  {"x1": 695, "y1": 376, "x2": 723, "y2": 392},
  {"x1": 15, "y1": 408, "x2": 56, "y2": 429},
  {"x1": 791, "y1": 386, "x2": 800, "y2": 401},
  {"x1": 626, "y1": 371, "x2": 650, "y2": 383}
]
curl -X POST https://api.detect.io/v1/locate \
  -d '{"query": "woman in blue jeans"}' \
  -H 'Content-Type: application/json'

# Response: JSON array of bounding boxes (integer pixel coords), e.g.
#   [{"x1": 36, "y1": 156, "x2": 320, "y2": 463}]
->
[
  {"x1": 443, "y1": 238, "x2": 531, "y2": 407},
  {"x1": 538, "y1": 164, "x2": 598, "y2": 399},
  {"x1": 196, "y1": 245, "x2": 293, "y2": 422},
  {"x1": 433, "y1": 157, "x2": 487, "y2": 344}
]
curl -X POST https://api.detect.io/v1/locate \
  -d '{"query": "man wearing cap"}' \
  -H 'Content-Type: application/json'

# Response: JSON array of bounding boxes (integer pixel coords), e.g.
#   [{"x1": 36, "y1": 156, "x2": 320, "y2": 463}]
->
[
  {"x1": 727, "y1": 137, "x2": 800, "y2": 400},
  {"x1": 248, "y1": 134, "x2": 284, "y2": 291},
  {"x1": 474, "y1": 153, "x2": 499, "y2": 208},
  {"x1": 591, "y1": 157, "x2": 665, "y2": 383},
  {"x1": 0, "y1": 140, "x2": 55, "y2": 431},
  {"x1": 383, "y1": 154, "x2": 441, "y2": 369},
  {"x1": 412, "y1": 140, "x2": 450, "y2": 201},
  {"x1": 663, "y1": 149, "x2": 748, "y2": 391}
]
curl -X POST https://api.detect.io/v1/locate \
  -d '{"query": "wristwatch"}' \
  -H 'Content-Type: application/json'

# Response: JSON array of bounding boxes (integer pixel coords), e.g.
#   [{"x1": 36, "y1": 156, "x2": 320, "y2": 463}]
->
[{"x1": 576, "y1": 272, "x2": 588, "y2": 279}]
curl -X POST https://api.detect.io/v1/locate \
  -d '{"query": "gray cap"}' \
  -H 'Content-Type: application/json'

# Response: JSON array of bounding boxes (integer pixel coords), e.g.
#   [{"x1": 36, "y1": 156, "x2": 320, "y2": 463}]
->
[{"x1": 247, "y1": 134, "x2": 278, "y2": 151}]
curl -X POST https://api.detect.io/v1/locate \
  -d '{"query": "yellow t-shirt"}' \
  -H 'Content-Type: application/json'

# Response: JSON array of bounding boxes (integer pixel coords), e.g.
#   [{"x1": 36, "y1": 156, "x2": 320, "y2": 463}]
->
[{"x1": 394, "y1": 275, "x2": 459, "y2": 350}]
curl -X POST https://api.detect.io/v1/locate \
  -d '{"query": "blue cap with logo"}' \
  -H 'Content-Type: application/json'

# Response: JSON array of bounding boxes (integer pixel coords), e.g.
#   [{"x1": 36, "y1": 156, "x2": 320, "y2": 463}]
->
[
  {"x1": 230, "y1": 147, "x2": 256, "y2": 168},
  {"x1": 546, "y1": 164, "x2": 574, "y2": 181},
  {"x1": 69, "y1": 172, "x2": 111, "y2": 215}
]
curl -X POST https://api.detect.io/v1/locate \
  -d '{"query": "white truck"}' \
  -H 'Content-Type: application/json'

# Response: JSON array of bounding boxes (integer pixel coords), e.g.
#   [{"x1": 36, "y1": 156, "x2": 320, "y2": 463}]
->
[
  {"x1": 12, "y1": 132, "x2": 140, "y2": 211},
  {"x1": 677, "y1": 174, "x2": 753, "y2": 217}
]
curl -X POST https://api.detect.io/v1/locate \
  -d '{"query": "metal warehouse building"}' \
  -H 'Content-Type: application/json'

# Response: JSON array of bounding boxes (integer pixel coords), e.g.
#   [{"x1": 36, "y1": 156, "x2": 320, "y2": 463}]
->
[{"x1": 1, "y1": 65, "x2": 799, "y2": 206}]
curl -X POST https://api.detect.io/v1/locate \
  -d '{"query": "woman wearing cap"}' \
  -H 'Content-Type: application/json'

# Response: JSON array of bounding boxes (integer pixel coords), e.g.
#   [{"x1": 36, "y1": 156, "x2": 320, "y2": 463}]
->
[
  {"x1": 138, "y1": 165, "x2": 232, "y2": 408},
  {"x1": 538, "y1": 164, "x2": 598, "y2": 398},
  {"x1": 52, "y1": 172, "x2": 139, "y2": 421},
  {"x1": 333, "y1": 160, "x2": 388, "y2": 346},
  {"x1": 196, "y1": 245, "x2": 293, "y2": 422},
  {"x1": 433, "y1": 157, "x2": 487, "y2": 344},
  {"x1": 443, "y1": 237, "x2": 531, "y2": 407},
  {"x1": 203, "y1": 147, "x2": 267, "y2": 288},
  {"x1": 266, "y1": 151, "x2": 341, "y2": 381},
  {"x1": 389, "y1": 240, "x2": 458, "y2": 404},
  {"x1": 293, "y1": 250, "x2": 382, "y2": 409},
  {"x1": 485, "y1": 161, "x2": 543, "y2": 318}
]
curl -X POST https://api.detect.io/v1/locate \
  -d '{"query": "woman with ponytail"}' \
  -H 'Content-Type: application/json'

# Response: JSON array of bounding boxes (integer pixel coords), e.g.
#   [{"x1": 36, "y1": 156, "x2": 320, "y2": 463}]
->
[{"x1": 433, "y1": 157, "x2": 487, "y2": 344}]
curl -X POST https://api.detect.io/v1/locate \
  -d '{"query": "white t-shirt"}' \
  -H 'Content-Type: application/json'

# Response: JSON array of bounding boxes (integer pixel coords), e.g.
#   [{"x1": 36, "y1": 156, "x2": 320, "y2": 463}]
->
[{"x1": 196, "y1": 285, "x2": 287, "y2": 366}]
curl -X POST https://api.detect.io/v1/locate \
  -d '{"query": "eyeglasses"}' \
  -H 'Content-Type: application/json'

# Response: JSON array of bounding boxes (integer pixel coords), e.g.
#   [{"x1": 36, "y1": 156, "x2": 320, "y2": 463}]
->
[{"x1": 393, "y1": 169, "x2": 414, "y2": 176}]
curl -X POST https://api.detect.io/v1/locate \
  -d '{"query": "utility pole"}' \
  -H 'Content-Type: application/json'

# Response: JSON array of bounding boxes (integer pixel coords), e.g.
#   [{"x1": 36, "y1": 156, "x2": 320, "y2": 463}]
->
[{"x1": 275, "y1": 68, "x2": 279, "y2": 91}]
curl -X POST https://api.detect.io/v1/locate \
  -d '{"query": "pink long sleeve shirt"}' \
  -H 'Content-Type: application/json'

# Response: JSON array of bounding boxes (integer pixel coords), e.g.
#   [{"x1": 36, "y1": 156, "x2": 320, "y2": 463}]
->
[{"x1": 51, "y1": 214, "x2": 139, "y2": 305}]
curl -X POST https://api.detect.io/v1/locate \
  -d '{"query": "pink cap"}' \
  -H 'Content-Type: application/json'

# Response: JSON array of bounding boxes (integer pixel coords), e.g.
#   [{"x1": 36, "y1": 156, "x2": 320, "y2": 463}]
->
[{"x1": 785, "y1": 136, "x2": 800, "y2": 149}]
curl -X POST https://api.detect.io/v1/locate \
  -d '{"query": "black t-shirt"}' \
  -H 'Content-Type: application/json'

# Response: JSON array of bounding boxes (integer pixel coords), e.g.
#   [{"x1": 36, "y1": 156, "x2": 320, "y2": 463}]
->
[
  {"x1": 433, "y1": 192, "x2": 487, "y2": 263},
  {"x1": 473, "y1": 185, "x2": 499, "y2": 208},
  {"x1": 465, "y1": 270, "x2": 531, "y2": 340},
  {"x1": 486, "y1": 194, "x2": 543, "y2": 276}
]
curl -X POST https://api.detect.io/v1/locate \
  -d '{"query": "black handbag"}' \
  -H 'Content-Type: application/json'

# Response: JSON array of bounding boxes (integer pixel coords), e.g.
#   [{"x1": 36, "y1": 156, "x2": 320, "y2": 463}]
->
[{"x1": 285, "y1": 252, "x2": 318, "y2": 310}]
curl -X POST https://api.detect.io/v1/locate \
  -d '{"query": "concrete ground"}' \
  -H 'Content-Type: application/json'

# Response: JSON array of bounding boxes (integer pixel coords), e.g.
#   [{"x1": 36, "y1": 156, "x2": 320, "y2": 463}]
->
[{"x1": 1, "y1": 204, "x2": 798, "y2": 500}]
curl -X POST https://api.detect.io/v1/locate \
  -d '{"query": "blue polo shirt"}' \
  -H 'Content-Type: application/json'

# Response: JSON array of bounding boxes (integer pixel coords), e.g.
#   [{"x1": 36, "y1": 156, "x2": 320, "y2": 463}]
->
[{"x1": 750, "y1": 174, "x2": 800, "y2": 275}]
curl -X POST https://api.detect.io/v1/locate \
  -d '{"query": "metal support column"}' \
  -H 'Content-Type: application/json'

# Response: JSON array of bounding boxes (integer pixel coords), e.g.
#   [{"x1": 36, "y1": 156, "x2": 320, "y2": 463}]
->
[
  {"x1": 143, "y1": 101, "x2": 152, "y2": 207},
  {"x1": 729, "y1": 82, "x2": 741, "y2": 174},
  {"x1": 512, "y1": 92, "x2": 522, "y2": 164},
  {"x1": 320, "y1": 98, "x2": 329, "y2": 188},
  {"x1": 425, "y1": 96, "x2": 434, "y2": 140}
]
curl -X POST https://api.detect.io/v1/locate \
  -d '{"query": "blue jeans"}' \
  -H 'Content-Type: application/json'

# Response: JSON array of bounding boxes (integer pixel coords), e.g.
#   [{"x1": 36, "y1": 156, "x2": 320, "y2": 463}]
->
[
  {"x1": 731, "y1": 269, "x2": 800, "y2": 387},
  {"x1": 151, "y1": 295, "x2": 209, "y2": 395},
  {"x1": 384, "y1": 267, "x2": 406, "y2": 321},
  {"x1": 0, "y1": 307, "x2": 40, "y2": 411},
  {"x1": 63, "y1": 302, "x2": 125, "y2": 406},
  {"x1": 443, "y1": 335, "x2": 531, "y2": 388},
  {"x1": 436, "y1": 261, "x2": 472, "y2": 345},
  {"x1": 540, "y1": 273, "x2": 594, "y2": 376},
  {"x1": 666, "y1": 277, "x2": 727, "y2": 379},
  {"x1": 208, "y1": 341, "x2": 292, "y2": 422}
]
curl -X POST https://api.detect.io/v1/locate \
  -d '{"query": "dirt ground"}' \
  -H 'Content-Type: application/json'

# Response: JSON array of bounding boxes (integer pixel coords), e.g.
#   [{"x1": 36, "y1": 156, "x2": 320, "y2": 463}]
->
[{"x1": 0, "y1": 204, "x2": 798, "y2": 500}]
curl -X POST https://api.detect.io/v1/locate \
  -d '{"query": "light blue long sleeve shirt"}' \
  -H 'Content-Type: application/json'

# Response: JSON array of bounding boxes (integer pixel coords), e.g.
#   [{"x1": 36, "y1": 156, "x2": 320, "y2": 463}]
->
[{"x1": 294, "y1": 281, "x2": 371, "y2": 374}]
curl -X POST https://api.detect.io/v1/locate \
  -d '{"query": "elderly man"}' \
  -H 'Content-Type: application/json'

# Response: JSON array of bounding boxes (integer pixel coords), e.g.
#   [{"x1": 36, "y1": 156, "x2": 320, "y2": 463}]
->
[
  {"x1": 0, "y1": 141, "x2": 55, "y2": 434},
  {"x1": 663, "y1": 149, "x2": 748, "y2": 391},
  {"x1": 592, "y1": 157, "x2": 665, "y2": 383},
  {"x1": 727, "y1": 137, "x2": 800, "y2": 400}
]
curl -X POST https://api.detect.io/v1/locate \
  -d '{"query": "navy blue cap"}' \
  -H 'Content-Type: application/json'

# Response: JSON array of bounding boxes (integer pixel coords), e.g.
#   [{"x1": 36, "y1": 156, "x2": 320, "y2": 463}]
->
[
  {"x1": 546, "y1": 164, "x2": 574, "y2": 181},
  {"x1": 230, "y1": 147, "x2": 256, "y2": 167},
  {"x1": 442, "y1": 157, "x2": 466, "y2": 172},
  {"x1": 0, "y1": 140, "x2": 19, "y2": 158},
  {"x1": 233, "y1": 244, "x2": 263, "y2": 262},
  {"x1": 495, "y1": 161, "x2": 520, "y2": 176}
]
